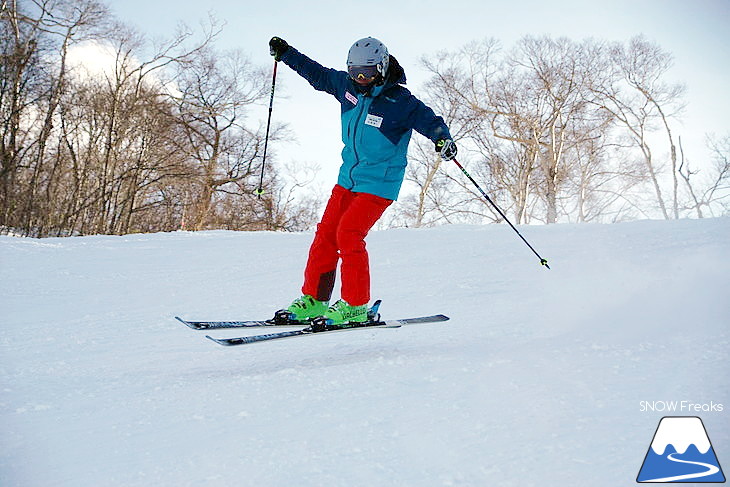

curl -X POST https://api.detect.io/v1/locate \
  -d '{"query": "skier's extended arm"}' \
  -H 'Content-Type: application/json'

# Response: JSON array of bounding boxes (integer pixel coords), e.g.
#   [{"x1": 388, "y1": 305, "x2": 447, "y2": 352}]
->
[
  {"x1": 269, "y1": 36, "x2": 346, "y2": 98},
  {"x1": 406, "y1": 96, "x2": 457, "y2": 160}
]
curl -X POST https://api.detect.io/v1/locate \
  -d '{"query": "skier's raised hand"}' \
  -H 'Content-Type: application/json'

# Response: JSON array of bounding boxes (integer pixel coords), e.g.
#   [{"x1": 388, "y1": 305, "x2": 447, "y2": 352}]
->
[{"x1": 269, "y1": 37, "x2": 289, "y2": 61}]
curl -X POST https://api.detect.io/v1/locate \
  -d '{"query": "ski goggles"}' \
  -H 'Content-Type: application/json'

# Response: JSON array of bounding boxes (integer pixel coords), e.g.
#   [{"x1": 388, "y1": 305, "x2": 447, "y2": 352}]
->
[{"x1": 348, "y1": 64, "x2": 380, "y2": 83}]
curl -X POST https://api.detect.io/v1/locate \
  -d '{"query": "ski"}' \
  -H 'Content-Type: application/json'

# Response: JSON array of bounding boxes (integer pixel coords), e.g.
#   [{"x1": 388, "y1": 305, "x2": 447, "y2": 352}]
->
[
  {"x1": 176, "y1": 300, "x2": 383, "y2": 330},
  {"x1": 205, "y1": 314, "x2": 449, "y2": 346},
  {"x1": 175, "y1": 316, "x2": 284, "y2": 330}
]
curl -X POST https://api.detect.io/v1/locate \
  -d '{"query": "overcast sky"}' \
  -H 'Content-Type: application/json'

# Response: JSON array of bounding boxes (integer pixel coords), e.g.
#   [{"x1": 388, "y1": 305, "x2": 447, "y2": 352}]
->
[{"x1": 111, "y1": 0, "x2": 730, "y2": 189}]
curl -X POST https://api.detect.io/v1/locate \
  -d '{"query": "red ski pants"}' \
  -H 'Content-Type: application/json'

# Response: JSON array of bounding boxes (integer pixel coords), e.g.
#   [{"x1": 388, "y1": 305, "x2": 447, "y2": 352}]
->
[{"x1": 302, "y1": 184, "x2": 393, "y2": 306}]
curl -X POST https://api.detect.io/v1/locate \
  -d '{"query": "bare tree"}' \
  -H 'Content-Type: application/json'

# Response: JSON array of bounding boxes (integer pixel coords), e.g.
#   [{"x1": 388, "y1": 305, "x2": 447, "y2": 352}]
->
[
  {"x1": 0, "y1": 0, "x2": 110, "y2": 234},
  {"x1": 393, "y1": 34, "x2": 691, "y2": 228},
  {"x1": 1, "y1": 0, "x2": 49, "y2": 229},
  {"x1": 410, "y1": 36, "x2": 624, "y2": 225},
  {"x1": 24, "y1": 1, "x2": 108, "y2": 235},
  {"x1": 0, "y1": 1, "x2": 222, "y2": 235},
  {"x1": 590, "y1": 36, "x2": 686, "y2": 220},
  {"x1": 704, "y1": 134, "x2": 730, "y2": 215},
  {"x1": 500, "y1": 36, "x2": 614, "y2": 223},
  {"x1": 83, "y1": 20, "x2": 219, "y2": 234},
  {"x1": 171, "y1": 46, "x2": 275, "y2": 230},
  {"x1": 0, "y1": 2, "x2": 322, "y2": 237},
  {"x1": 411, "y1": 39, "x2": 529, "y2": 226},
  {"x1": 678, "y1": 134, "x2": 730, "y2": 217},
  {"x1": 561, "y1": 118, "x2": 645, "y2": 222}
]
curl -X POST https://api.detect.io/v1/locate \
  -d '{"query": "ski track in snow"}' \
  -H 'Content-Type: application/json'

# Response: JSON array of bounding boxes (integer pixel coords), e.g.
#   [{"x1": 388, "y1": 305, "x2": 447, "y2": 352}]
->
[{"x1": 1, "y1": 218, "x2": 729, "y2": 486}]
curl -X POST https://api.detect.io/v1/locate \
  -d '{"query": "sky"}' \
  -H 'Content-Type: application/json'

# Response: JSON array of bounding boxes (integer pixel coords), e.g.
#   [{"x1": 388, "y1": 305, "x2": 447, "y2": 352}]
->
[{"x1": 110, "y1": 0, "x2": 730, "y2": 192}]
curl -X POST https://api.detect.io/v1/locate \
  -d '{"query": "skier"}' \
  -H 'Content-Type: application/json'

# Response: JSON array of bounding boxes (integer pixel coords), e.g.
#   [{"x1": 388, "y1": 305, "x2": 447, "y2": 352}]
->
[{"x1": 269, "y1": 36, "x2": 457, "y2": 326}]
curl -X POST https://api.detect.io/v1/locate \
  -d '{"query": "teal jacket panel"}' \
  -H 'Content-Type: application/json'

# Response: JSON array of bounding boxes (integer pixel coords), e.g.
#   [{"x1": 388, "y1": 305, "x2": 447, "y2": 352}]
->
[{"x1": 280, "y1": 47, "x2": 451, "y2": 200}]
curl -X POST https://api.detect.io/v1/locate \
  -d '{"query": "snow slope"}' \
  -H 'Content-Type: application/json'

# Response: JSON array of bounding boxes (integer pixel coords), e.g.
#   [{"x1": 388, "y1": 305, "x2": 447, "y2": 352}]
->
[{"x1": 1, "y1": 218, "x2": 728, "y2": 486}]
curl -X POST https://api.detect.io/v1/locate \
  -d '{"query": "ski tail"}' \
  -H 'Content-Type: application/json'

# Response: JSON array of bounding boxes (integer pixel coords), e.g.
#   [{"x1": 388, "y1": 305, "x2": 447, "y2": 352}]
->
[
  {"x1": 175, "y1": 316, "x2": 274, "y2": 330},
  {"x1": 396, "y1": 314, "x2": 449, "y2": 324}
]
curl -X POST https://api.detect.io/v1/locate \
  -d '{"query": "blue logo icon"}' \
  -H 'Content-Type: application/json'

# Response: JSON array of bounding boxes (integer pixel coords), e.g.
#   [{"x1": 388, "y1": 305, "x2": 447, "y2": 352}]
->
[{"x1": 637, "y1": 416, "x2": 725, "y2": 483}]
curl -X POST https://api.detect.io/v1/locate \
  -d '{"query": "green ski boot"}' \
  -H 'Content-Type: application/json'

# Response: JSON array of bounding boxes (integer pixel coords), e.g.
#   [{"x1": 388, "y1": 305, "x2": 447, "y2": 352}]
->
[
  {"x1": 323, "y1": 299, "x2": 369, "y2": 327},
  {"x1": 285, "y1": 295, "x2": 329, "y2": 322}
]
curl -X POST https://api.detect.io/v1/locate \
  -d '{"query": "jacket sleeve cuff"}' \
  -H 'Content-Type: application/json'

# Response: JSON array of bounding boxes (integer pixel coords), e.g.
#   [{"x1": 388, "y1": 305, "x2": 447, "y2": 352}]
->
[{"x1": 279, "y1": 46, "x2": 298, "y2": 65}]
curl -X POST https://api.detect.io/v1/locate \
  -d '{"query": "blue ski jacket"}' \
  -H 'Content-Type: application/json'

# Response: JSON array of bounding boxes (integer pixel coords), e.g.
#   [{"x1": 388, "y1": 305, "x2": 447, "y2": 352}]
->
[{"x1": 280, "y1": 47, "x2": 451, "y2": 200}]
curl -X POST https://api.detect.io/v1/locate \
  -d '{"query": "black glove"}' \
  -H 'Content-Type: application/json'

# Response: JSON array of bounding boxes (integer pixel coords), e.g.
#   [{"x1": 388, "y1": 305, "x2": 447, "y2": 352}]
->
[
  {"x1": 435, "y1": 139, "x2": 457, "y2": 161},
  {"x1": 269, "y1": 36, "x2": 289, "y2": 61}
]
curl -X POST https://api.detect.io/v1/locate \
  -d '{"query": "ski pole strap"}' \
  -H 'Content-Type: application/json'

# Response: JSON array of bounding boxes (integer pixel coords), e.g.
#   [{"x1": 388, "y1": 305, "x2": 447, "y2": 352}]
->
[{"x1": 451, "y1": 158, "x2": 550, "y2": 269}]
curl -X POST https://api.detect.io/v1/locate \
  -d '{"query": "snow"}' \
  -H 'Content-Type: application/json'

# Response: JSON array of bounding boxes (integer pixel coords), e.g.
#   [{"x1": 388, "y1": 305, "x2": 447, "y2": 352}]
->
[{"x1": 1, "y1": 218, "x2": 729, "y2": 486}]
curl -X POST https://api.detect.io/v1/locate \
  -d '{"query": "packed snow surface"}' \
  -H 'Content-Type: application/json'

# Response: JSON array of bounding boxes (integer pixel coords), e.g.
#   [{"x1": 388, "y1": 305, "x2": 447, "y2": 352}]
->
[{"x1": 1, "y1": 218, "x2": 728, "y2": 486}]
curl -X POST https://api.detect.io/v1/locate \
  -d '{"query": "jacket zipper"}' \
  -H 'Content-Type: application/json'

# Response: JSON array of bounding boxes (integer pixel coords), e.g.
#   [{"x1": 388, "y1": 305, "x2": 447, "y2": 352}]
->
[{"x1": 348, "y1": 96, "x2": 368, "y2": 189}]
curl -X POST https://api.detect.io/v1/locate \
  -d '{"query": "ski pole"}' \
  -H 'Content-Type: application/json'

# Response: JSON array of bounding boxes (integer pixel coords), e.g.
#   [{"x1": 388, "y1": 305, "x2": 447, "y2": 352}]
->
[
  {"x1": 451, "y1": 157, "x2": 550, "y2": 269},
  {"x1": 255, "y1": 60, "x2": 279, "y2": 198}
]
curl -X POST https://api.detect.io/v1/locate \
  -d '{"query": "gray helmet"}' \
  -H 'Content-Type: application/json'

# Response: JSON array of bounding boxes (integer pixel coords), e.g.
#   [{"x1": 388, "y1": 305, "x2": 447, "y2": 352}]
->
[{"x1": 347, "y1": 37, "x2": 389, "y2": 77}]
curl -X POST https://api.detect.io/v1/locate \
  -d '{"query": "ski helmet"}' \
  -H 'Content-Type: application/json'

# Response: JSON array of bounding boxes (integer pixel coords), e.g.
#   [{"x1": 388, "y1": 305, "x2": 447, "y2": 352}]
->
[{"x1": 347, "y1": 37, "x2": 389, "y2": 82}]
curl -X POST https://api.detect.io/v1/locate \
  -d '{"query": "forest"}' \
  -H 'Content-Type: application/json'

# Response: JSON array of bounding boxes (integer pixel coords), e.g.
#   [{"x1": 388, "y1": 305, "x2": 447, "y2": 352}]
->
[{"x1": 2, "y1": 0, "x2": 728, "y2": 237}]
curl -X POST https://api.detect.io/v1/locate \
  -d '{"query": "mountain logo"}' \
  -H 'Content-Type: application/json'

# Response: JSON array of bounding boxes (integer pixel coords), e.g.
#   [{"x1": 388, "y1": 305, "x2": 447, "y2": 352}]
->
[{"x1": 637, "y1": 416, "x2": 725, "y2": 483}]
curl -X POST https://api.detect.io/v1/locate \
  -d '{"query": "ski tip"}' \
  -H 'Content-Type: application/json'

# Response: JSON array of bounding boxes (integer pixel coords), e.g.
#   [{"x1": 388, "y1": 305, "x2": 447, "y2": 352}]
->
[
  {"x1": 176, "y1": 316, "x2": 208, "y2": 330},
  {"x1": 205, "y1": 335, "x2": 230, "y2": 346}
]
